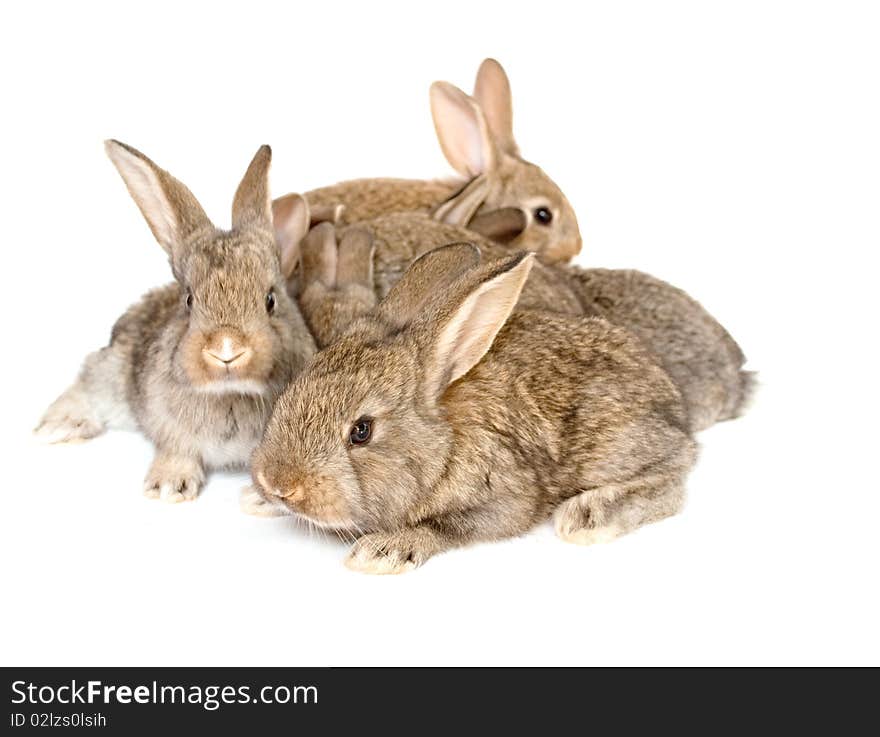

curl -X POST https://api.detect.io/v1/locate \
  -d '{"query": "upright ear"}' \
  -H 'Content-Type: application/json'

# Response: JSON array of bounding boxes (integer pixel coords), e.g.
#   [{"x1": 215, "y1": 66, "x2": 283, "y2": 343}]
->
[
  {"x1": 419, "y1": 251, "x2": 534, "y2": 401},
  {"x1": 272, "y1": 193, "x2": 310, "y2": 278},
  {"x1": 299, "y1": 222, "x2": 337, "y2": 289},
  {"x1": 432, "y1": 175, "x2": 490, "y2": 226},
  {"x1": 378, "y1": 243, "x2": 481, "y2": 329},
  {"x1": 473, "y1": 58, "x2": 518, "y2": 156},
  {"x1": 104, "y1": 139, "x2": 212, "y2": 254},
  {"x1": 232, "y1": 145, "x2": 273, "y2": 229},
  {"x1": 430, "y1": 81, "x2": 497, "y2": 177},
  {"x1": 336, "y1": 227, "x2": 374, "y2": 288}
]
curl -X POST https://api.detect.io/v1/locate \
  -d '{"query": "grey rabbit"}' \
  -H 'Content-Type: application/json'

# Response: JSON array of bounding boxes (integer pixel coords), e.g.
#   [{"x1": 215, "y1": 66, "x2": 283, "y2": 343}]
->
[{"x1": 36, "y1": 141, "x2": 316, "y2": 501}]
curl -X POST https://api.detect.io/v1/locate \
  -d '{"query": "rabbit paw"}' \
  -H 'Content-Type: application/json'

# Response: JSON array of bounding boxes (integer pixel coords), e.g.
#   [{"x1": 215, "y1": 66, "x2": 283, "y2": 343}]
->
[
  {"x1": 554, "y1": 497, "x2": 622, "y2": 546},
  {"x1": 240, "y1": 485, "x2": 287, "y2": 517},
  {"x1": 34, "y1": 390, "x2": 104, "y2": 444},
  {"x1": 345, "y1": 531, "x2": 430, "y2": 575},
  {"x1": 143, "y1": 454, "x2": 204, "y2": 503}
]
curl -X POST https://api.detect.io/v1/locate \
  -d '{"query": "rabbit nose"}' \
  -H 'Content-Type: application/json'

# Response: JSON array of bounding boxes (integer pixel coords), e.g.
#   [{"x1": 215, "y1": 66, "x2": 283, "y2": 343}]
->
[
  {"x1": 256, "y1": 470, "x2": 305, "y2": 502},
  {"x1": 203, "y1": 336, "x2": 252, "y2": 368}
]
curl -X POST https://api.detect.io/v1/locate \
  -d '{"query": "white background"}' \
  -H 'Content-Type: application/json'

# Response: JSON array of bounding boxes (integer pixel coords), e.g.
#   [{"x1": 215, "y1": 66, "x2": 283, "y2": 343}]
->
[{"x1": 1, "y1": 1, "x2": 878, "y2": 666}]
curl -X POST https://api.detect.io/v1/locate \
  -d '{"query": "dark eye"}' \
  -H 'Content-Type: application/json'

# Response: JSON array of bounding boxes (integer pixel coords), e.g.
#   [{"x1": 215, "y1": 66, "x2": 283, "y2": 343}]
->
[
  {"x1": 349, "y1": 417, "x2": 373, "y2": 446},
  {"x1": 265, "y1": 289, "x2": 276, "y2": 314},
  {"x1": 185, "y1": 291, "x2": 193, "y2": 310},
  {"x1": 533, "y1": 206, "x2": 553, "y2": 225}
]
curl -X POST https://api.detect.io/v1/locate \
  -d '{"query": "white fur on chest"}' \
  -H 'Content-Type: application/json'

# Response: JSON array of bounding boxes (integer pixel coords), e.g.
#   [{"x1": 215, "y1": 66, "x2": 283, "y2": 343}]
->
[
  {"x1": 200, "y1": 433, "x2": 259, "y2": 470},
  {"x1": 141, "y1": 376, "x2": 271, "y2": 470}
]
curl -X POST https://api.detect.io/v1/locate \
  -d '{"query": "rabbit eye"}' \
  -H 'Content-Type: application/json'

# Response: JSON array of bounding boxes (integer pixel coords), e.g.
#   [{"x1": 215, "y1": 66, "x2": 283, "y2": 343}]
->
[
  {"x1": 349, "y1": 417, "x2": 373, "y2": 446},
  {"x1": 265, "y1": 289, "x2": 276, "y2": 314},
  {"x1": 533, "y1": 207, "x2": 553, "y2": 226},
  {"x1": 185, "y1": 291, "x2": 194, "y2": 310}
]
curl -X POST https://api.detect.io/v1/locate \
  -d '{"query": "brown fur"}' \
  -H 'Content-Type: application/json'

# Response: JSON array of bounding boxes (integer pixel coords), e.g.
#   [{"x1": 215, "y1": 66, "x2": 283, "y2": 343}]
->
[
  {"x1": 36, "y1": 142, "x2": 316, "y2": 501},
  {"x1": 296, "y1": 224, "x2": 377, "y2": 347},
  {"x1": 254, "y1": 242, "x2": 697, "y2": 573},
  {"x1": 277, "y1": 59, "x2": 583, "y2": 266},
  {"x1": 274, "y1": 59, "x2": 753, "y2": 429},
  {"x1": 305, "y1": 178, "x2": 460, "y2": 224},
  {"x1": 285, "y1": 210, "x2": 751, "y2": 432}
]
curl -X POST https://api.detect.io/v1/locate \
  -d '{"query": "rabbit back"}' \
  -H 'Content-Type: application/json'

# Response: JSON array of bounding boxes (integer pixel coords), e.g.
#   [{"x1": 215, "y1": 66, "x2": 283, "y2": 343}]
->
[
  {"x1": 350, "y1": 212, "x2": 586, "y2": 314},
  {"x1": 419, "y1": 309, "x2": 695, "y2": 538},
  {"x1": 562, "y1": 268, "x2": 753, "y2": 431},
  {"x1": 336, "y1": 212, "x2": 752, "y2": 432},
  {"x1": 305, "y1": 178, "x2": 461, "y2": 226}
]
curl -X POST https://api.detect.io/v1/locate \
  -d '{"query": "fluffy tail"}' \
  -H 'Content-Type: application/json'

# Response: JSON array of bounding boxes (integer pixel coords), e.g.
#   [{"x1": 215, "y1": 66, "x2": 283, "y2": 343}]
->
[{"x1": 718, "y1": 369, "x2": 758, "y2": 424}]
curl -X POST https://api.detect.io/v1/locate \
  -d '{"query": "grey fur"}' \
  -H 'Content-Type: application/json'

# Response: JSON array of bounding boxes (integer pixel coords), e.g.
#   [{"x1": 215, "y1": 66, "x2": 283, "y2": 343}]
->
[{"x1": 36, "y1": 142, "x2": 316, "y2": 501}]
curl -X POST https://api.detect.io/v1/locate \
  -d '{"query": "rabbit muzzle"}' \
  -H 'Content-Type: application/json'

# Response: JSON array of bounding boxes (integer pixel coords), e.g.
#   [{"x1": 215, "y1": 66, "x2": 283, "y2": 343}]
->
[
  {"x1": 253, "y1": 466, "x2": 355, "y2": 530},
  {"x1": 202, "y1": 333, "x2": 253, "y2": 371},
  {"x1": 181, "y1": 325, "x2": 276, "y2": 391}
]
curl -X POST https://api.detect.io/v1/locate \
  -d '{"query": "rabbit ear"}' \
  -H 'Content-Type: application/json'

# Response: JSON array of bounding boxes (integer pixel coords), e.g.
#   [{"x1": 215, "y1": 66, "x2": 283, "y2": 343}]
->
[
  {"x1": 473, "y1": 58, "x2": 518, "y2": 156},
  {"x1": 104, "y1": 139, "x2": 212, "y2": 254},
  {"x1": 299, "y1": 222, "x2": 338, "y2": 289},
  {"x1": 272, "y1": 193, "x2": 310, "y2": 278},
  {"x1": 467, "y1": 207, "x2": 527, "y2": 243},
  {"x1": 336, "y1": 227, "x2": 374, "y2": 287},
  {"x1": 418, "y1": 251, "x2": 534, "y2": 402},
  {"x1": 232, "y1": 145, "x2": 272, "y2": 229},
  {"x1": 378, "y1": 243, "x2": 481, "y2": 328},
  {"x1": 430, "y1": 81, "x2": 498, "y2": 177},
  {"x1": 432, "y1": 175, "x2": 490, "y2": 226}
]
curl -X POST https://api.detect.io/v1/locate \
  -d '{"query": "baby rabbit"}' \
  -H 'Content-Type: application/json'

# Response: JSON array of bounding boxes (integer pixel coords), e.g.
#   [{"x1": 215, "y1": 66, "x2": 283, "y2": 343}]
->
[
  {"x1": 274, "y1": 60, "x2": 755, "y2": 429},
  {"x1": 251, "y1": 238, "x2": 698, "y2": 574},
  {"x1": 277, "y1": 184, "x2": 754, "y2": 431},
  {"x1": 282, "y1": 58, "x2": 582, "y2": 265},
  {"x1": 36, "y1": 141, "x2": 315, "y2": 501}
]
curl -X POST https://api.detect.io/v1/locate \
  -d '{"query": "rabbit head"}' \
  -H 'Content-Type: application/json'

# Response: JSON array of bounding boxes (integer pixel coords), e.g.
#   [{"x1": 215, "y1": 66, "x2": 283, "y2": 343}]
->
[
  {"x1": 430, "y1": 59, "x2": 581, "y2": 263},
  {"x1": 105, "y1": 140, "x2": 313, "y2": 395},
  {"x1": 251, "y1": 243, "x2": 532, "y2": 532}
]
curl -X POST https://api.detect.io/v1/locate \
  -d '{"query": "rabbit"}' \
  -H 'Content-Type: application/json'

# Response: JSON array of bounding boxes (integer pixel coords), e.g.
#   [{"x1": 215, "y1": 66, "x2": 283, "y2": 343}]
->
[
  {"x1": 281, "y1": 58, "x2": 583, "y2": 265},
  {"x1": 275, "y1": 177, "x2": 755, "y2": 431},
  {"x1": 35, "y1": 141, "x2": 316, "y2": 502},
  {"x1": 274, "y1": 60, "x2": 754, "y2": 429},
  {"x1": 250, "y1": 237, "x2": 698, "y2": 574}
]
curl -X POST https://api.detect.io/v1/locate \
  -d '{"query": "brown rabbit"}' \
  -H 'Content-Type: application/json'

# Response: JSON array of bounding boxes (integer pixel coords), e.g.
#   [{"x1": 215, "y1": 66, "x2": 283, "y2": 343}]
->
[
  {"x1": 276, "y1": 61, "x2": 753, "y2": 430},
  {"x1": 277, "y1": 182, "x2": 754, "y2": 432},
  {"x1": 284, "y1": 58, "x2": 583, "y2": 265},
  {"x1": 36, "y1": 141, "x2": 316, "y2": 501},
  {"x1": 251, "y1": 239, "x2": 697, "y2": 574}
]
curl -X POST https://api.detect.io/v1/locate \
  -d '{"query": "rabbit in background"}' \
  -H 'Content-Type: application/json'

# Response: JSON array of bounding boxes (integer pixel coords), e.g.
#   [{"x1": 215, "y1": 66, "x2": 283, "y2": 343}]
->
[
  {"x1": 248, "y1": 228, "x2": 698, "y2": 574},
  {"x1": 274, "y1": 59, "x2": 755, "y2": 431},
  {"x1": 36, "y1": 142, "x2": 317, "y2": 502},
  {"x1": 283, "y1": 58, "x2": 583, "y2": 266},
  {"x1": 278, "y1": 179, "x2": 755, "y2": 432}
]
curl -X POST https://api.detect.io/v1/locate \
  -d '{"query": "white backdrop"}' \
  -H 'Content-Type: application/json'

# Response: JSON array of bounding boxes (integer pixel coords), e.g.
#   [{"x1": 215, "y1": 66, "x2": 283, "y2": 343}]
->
[{"x1": 1, "y1": 1, "x2": 878, "y2": 666}]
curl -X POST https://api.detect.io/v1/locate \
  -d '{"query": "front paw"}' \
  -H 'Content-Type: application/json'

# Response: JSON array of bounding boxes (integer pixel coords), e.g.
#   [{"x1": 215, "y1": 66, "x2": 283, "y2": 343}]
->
[
  {"x1": 344, "y1": 530, "x2": 431, "y2": 575},
  {"x1": 143, "y1": 455, "x2": 204, "y2": 503},
  {"x1": 240, "y1": 485, "x2": 287, "y2": 517}
]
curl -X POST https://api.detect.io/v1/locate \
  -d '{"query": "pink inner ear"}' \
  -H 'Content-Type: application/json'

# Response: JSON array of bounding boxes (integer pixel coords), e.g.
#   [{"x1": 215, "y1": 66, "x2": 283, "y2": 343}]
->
[
  {"x1": 435, "y1": 82, "x2": 490, "y2": 178},
  {"x1": 466, "y1": 126, "x2": 486, "y2": 176},
  {"x1": 452, "y1": 95, "x2": 486, "y2": 176},
  {"x1": 272, "y1": 197, "x2": 309, "y2": 277}
]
